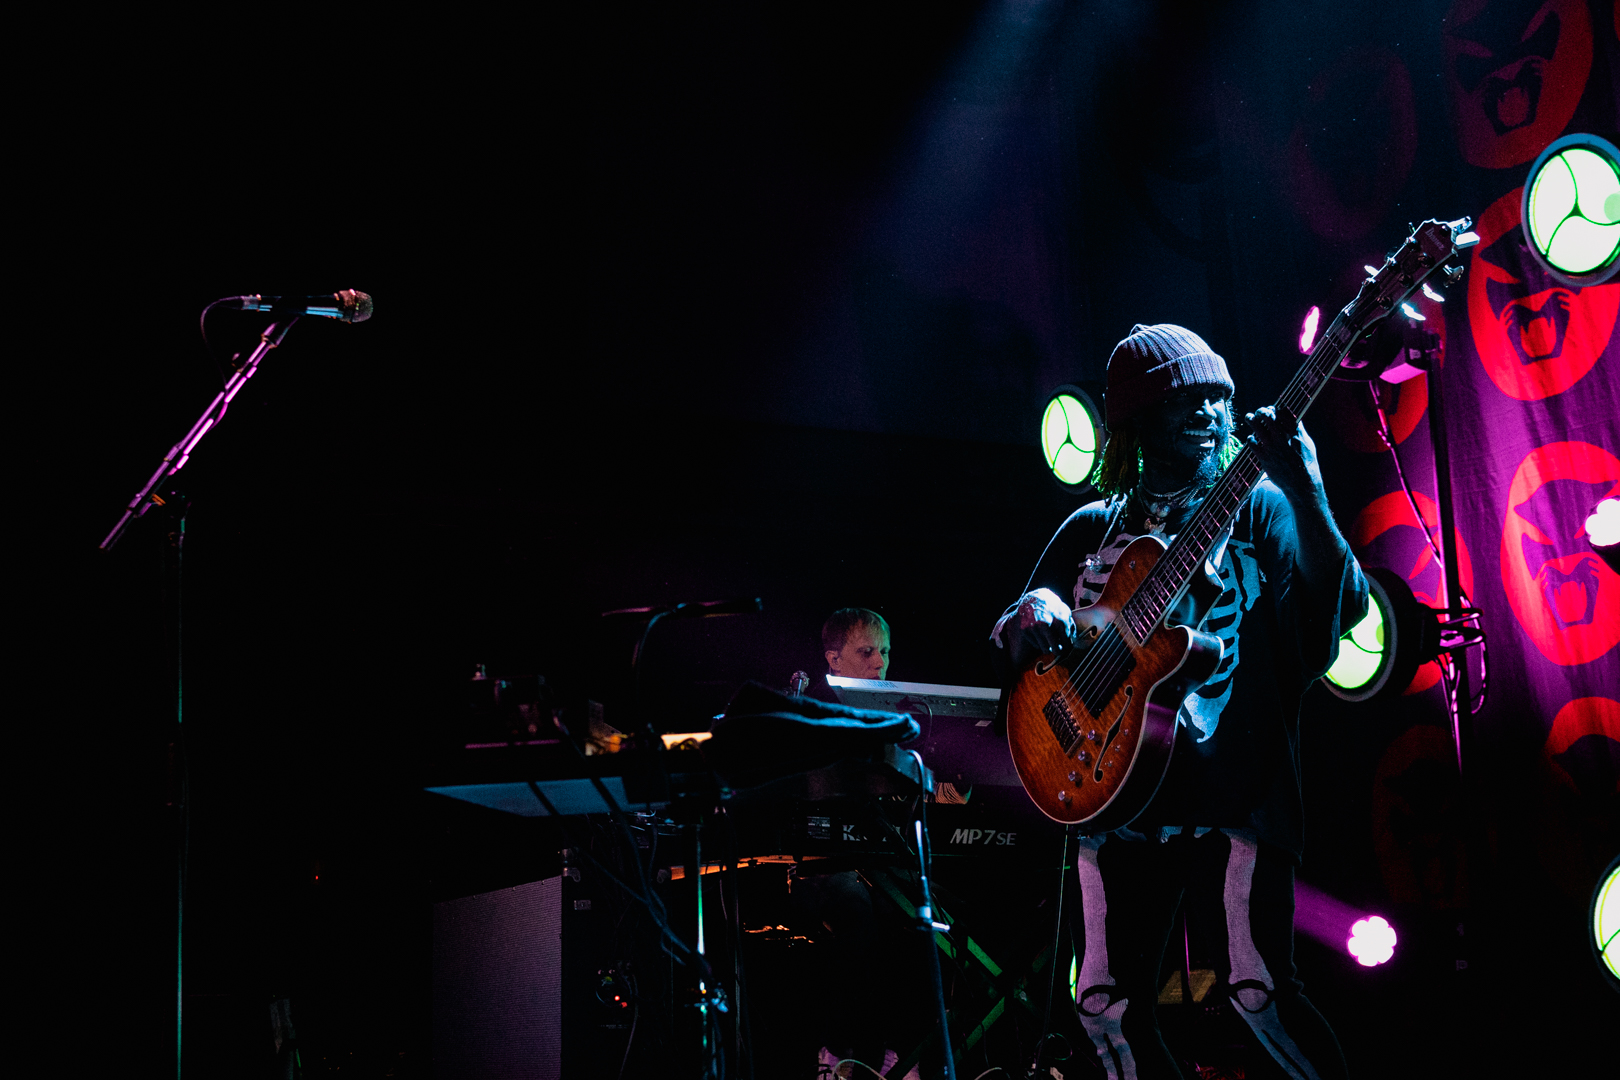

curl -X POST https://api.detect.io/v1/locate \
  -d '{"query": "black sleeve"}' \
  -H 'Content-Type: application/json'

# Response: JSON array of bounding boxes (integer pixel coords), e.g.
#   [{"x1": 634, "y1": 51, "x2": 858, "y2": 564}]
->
[
  {"x1": 994, "y1": 499, "x2": 1114, "y2": 632},
  {"x1": 1028, "y1": 503, "x2": 1112, "y2": 599},
  {"x1": 1249, "y1": 482, "x2": 1369, "y2": 679}
]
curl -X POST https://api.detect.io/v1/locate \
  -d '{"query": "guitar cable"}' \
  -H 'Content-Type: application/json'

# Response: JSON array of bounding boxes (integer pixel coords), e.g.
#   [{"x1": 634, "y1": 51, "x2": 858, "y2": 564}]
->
[
  {"x1": 1028, "y1": 825, "x2": 1077, "y2": 1080},
  {"x1": 1367, "y1": 382, "x2": 1490, "y2": 718}
]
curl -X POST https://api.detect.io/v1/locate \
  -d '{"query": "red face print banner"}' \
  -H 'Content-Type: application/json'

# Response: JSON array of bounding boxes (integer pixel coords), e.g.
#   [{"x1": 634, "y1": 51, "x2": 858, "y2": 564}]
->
[
  {"x1": 1468, "y1": 188, "x2": 1620, "y2": 402},
  {"x1": 1444, "y1": 0, "x2": 1592, "y2": 170},
  {"x1": 1500, "y1": 442, "x2": 1620, "y2": 666},
  {"x1": 1311, "y1": 0, "x2": 1618, "y2": 919}
]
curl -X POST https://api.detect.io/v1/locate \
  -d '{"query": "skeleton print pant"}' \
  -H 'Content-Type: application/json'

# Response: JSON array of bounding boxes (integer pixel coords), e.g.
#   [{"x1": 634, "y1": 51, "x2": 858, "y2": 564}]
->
[{"x1": 1068, "y1": 827, "x2": 1349, "y2": 1080}]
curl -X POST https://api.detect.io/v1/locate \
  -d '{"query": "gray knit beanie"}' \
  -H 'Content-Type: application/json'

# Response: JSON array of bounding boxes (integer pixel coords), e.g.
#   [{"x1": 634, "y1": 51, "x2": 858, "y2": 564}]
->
[{"x1": 1104, "y1": 324, "x2": 1234, "y2": 429}]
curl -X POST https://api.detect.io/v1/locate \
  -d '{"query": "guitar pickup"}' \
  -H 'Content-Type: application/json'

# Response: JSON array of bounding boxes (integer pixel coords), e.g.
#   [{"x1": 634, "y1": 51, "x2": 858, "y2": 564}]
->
[
  {"x1": 1079, "y1": 652, "x2": 1137, "y2": 717},
  {"x1": 1044, "y1": 692, "x2": 1083, "y2": 756}
]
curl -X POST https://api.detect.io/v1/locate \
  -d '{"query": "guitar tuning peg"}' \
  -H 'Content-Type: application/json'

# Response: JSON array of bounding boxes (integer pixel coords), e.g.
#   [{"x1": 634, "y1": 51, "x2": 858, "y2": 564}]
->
[{"x1": 1444, "y1": 265, "x2": 1465, "y2": 285}]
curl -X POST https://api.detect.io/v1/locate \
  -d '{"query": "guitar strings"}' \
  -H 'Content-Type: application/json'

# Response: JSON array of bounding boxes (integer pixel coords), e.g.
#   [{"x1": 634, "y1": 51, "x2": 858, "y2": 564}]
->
[
  {"x1": 1056, "y1": 625, "x2": 1132, "y2": 724},
  {"x1": 1065, "y1": 627, "x2": 1127, "y2": 707}
]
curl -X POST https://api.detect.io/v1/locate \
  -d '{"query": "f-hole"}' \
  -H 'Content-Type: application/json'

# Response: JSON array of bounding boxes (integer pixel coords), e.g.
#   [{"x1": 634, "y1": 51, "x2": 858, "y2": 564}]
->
[{"x1": 1092, "y1": 685, "x2": 1133, "y2": 783}]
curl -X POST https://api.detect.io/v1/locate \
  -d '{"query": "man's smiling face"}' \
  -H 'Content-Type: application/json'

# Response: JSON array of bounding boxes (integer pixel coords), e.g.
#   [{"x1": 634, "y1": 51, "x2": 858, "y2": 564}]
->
[{"x1": 1138, "y1": 388, "x2": 1235, "y2": 482}]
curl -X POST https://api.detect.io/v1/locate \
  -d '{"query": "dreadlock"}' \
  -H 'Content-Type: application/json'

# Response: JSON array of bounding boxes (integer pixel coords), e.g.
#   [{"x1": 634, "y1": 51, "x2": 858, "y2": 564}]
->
[
  {"x1": 1092, "y1": 417, "x2": 1141, "y2": 497},
  {"x1": 1090, "y1": 420, "x2": 1242, "y2": 498}
]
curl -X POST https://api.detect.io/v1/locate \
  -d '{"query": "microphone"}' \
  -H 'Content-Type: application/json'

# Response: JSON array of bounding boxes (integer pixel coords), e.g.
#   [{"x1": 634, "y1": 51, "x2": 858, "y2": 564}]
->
[
  {"x1": 670, "y1": 597, "x2": 763, "y2": 619},
  {"x1": 601, "y1": 597, "x2": 764, "y2": 620},
  {"x1": 231, "y1": 289, "x2": 373, "y2": 323}
]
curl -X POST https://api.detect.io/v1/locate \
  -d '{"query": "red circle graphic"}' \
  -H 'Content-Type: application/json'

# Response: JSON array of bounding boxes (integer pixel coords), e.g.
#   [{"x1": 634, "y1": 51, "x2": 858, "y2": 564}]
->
[
  {"x1": 1467, "y1": 188, "x2": 1620, "y2": 401},
  {"x1": 1444, "y1": 0, "x2": 1592, "y2": 170},
  {"x1": 1500, "y1": 441, "x2": 1620, "y2": 665},
  {"x1": 1545, "y1": 697, "x2": 1620, "y2": 795}
]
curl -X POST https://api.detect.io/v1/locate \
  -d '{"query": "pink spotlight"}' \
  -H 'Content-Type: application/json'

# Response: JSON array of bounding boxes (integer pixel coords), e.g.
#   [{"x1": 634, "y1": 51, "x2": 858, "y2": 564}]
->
[
  {"x1": 1348, "y1": 917, "x2": 1396, "y2": 966},
  {"x1": 1298, "y1": 305, "x2": 1321, "y2": 354},
  {"x1": 1295, "y1": 879, "x2": 1397, "y2": 969}
]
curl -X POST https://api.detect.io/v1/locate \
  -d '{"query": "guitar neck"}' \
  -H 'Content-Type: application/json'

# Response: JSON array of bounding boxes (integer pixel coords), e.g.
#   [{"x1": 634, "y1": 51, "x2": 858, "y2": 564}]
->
[
  {"x1": 1119, "y1": 307, "x2": 1360, "y2": 639},
  {"x1": 1114, "y1": 214, "x2": 1477, "y2": 639}
]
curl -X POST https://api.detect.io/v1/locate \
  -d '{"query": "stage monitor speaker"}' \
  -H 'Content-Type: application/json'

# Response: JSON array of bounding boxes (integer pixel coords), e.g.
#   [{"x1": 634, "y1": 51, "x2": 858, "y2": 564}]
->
[{"x1": 432, "y1": 877, "x2": 563, "y2": 1079}]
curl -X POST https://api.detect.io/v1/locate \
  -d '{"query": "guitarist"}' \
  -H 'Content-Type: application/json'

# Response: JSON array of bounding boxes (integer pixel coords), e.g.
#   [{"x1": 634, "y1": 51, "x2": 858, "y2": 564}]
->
[{"x1": 993, "y1": 324, "x2": 1366, "y2": 1080}]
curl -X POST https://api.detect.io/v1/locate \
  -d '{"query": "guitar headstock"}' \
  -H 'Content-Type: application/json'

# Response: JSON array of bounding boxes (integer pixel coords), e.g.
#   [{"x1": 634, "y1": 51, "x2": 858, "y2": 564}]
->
[{"x1": 1347, "y1": 218, "x2": 1480, "y2": 332}]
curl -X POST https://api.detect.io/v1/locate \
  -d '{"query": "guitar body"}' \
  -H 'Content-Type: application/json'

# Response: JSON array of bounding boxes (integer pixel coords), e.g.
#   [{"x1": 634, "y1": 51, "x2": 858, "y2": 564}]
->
[{"x1": 1006, "y1": 534, "x2": 1224, "y2": 828}]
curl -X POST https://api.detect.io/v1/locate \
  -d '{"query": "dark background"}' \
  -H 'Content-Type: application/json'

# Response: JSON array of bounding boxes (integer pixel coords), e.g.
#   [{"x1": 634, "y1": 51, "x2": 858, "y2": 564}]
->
[{"x1": 34, "y1": 2, "x2": 1616, "y2": 1077}]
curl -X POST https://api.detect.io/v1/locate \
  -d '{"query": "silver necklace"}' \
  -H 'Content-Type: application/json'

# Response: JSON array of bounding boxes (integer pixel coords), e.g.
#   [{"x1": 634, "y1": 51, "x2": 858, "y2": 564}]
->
[{"x1": 1136, "y1": 476, "x2": 1204, "y2": 532}]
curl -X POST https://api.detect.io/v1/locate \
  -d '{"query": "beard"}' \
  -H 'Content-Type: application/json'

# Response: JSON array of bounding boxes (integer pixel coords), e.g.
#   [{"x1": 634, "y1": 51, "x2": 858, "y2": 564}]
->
[
  {"x1": 1142, "y1": 410, "x2": 1237, "y2": 492},
  {"x1": 1191, "y1": 420, "x2": 1234, "y2": 488}
]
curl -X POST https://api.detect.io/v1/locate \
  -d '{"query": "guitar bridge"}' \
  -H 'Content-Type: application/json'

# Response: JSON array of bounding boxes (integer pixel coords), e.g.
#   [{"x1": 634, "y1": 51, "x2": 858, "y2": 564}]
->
[{"x1": 1044, "y1": 692, "x2": 1083, "y2": 756}]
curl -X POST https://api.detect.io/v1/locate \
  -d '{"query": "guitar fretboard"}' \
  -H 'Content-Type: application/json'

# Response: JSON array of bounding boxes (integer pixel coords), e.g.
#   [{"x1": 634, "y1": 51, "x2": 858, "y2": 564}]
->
[{"x1": 1119, "y1": 308, "x2": 1359, "y2": 641}]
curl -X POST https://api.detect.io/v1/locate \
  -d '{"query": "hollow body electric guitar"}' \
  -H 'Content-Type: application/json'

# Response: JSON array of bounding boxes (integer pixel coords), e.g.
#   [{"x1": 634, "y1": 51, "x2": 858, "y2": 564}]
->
[{"x1": 1005, "y1": 218, "x2": 1479, "y2": 828}]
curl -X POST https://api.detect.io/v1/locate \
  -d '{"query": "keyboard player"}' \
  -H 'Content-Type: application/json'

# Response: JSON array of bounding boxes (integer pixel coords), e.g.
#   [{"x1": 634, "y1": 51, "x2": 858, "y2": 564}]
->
[{"x1": 791, "y1": 606, "x2": 921, "y2": 1080}]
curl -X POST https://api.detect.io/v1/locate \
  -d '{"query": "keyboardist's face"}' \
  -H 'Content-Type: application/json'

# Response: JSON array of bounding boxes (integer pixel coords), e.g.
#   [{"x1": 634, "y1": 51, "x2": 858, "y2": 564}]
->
[{"x1": 827, "y1": 625, "x2": 890, "y2": 681}]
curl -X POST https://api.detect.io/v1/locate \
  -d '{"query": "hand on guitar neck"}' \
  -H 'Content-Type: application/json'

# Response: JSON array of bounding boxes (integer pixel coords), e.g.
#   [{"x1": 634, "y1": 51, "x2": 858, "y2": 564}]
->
[{"x1": 1244, "y1": 404, "x2": 1353, "y2": 598}]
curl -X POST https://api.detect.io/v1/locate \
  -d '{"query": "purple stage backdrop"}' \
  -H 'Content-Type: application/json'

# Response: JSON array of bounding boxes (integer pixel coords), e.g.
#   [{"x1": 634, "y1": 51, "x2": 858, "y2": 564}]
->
[{"x1": 1318, "y1": 0, "x2": 1619, "y2": 919}]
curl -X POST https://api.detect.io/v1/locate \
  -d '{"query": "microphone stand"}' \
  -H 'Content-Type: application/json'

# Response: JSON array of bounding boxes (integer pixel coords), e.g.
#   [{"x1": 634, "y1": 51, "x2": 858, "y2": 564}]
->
[
  {"x1": 908, "y1": 770, "x2": 958, "y2": 1080},
  {"x1": 98, "y1": 316, "x2": 300, "y2": 1080},
  {"x1": 100, "y1": 317, "x2": 299, "y2": 552}
]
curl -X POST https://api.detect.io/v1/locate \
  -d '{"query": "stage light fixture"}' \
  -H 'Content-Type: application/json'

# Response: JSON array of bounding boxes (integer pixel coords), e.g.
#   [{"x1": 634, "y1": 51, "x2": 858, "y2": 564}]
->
[
  {"x1": 1298, "y1": 305, "x2": 1321, "y2": 354},
  {"x1": 1322, "y1": 568, "x2": 1440, "y2": 702},
  {"x1": 1588, "y1": 497, "x2": 1620, "y2": 574},
  {"x1": 1522, "y1": 133, "x2": 1620, "y2": 288},
  {"x1": 1347, "y1": 916, "x2": 1396, "y2": 967},
  {"x1": 1594, "y1": 855, "x2": 1620, "y2": 992},
  {"x1": 1040, "y1": 385, "x2": 1102, "y2": 492},
  {"x1": 1333, "y1": 306, "x2": 1440, "y2": 385}
]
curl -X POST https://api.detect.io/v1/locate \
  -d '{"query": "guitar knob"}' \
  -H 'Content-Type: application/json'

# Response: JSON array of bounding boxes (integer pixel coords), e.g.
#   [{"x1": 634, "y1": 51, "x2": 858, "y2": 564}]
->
[
  {"x1": 1077, "y1": 749, "x2": 1091, "y2": 764},
  {"x1": 1057, "y1": 790, "x2": 1070, "y2": 803},
  {"x1": 1068, "y1": 771, "x2": 1079, "y2": 782},
  {"x1": 1088, "y1": 730, "x2": 1101, "y2": 744}
]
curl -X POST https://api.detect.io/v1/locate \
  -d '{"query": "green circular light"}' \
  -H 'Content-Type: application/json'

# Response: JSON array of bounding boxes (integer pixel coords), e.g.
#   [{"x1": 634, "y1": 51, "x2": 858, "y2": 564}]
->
[
  {"x1": 1042, "y1": 390, "x2": 1100, "y2": 489},
  {"x1": 1523, "y1": 134, "x2": 1620, "y2": 287},
  {"x1": 1325, "y1": 592, "x2": 1387, "y2": 691},
  {"x1": 1597, "y1": 858, "x2": 1620, "y2": 987},
  {"x1": 1320, "y1": 569, "x2": 1436, "y2": 703}
]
